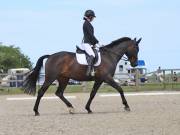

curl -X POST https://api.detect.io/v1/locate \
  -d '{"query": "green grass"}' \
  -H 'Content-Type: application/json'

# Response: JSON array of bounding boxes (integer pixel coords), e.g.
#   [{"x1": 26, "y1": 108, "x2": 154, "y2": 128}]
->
[
  {"x1": 0, "y1": 87, "x2": 24, "y2": 95},
  {"x1": 0, "y1": 82, "x2": 180, "y2": 95}
]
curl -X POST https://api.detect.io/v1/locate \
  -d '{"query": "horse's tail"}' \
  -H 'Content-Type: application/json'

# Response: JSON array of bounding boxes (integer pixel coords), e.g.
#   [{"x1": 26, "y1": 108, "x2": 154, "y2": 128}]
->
[{"x1": 23, "y1": 55, "x2": 50, "y2": 95}]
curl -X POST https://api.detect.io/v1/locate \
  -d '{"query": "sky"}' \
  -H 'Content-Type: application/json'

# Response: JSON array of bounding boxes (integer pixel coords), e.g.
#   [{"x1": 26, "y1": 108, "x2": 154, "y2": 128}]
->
[{"x1": 0, "y1": 0, "x2": 180, "y2": 72}]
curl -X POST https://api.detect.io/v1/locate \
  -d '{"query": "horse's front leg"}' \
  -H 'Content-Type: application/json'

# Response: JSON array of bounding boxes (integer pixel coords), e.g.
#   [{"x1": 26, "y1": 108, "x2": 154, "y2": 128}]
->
[
  {"x1": 85, "y1": 81, "x2": 103, "y2": 113},
  {"x1": 105, "y1": 76, "x2": 130, "y2": 111}
]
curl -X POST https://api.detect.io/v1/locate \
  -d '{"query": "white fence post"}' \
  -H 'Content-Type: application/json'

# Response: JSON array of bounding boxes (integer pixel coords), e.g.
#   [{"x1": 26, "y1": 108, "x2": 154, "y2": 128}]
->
[{"x1": 135, "y1": 69, "x2": 139, "y2": 91}]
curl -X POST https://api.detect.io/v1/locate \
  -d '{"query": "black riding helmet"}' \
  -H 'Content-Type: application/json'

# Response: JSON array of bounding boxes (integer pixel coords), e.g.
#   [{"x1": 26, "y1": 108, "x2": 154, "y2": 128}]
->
[{"x1": 84, "y1": 10, "x2": 96, "y2": 18}]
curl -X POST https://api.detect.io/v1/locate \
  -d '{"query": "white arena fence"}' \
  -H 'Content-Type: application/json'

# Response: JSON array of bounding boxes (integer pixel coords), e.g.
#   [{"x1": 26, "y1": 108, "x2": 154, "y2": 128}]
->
[{"x1": 0, "y1": 68, "x2": 180, "y2": 90}]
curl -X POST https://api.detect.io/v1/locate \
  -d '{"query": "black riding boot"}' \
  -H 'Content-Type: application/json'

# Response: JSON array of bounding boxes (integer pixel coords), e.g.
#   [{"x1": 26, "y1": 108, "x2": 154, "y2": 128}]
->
[{"x1": 86, "y1": 55, "x2": 94, "y2": 76}]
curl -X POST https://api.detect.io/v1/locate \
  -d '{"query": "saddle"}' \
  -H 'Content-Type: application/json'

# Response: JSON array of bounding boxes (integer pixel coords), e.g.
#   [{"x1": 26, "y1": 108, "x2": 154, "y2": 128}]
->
[{"x1": 75, "y1": 46, "x2": 101, "y2": 66}]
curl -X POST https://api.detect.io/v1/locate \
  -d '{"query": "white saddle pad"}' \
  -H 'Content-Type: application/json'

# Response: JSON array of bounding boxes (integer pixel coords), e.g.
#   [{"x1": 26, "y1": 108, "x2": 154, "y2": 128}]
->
[{"x1": 76, "y1": 53, "x2": 101, "y2": 66}]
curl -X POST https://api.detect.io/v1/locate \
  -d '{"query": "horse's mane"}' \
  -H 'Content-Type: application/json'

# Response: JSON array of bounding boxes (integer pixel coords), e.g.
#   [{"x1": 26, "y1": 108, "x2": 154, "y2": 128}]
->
[{"x1": 104, "y1": 37, "x2": 131, "y2": 48}]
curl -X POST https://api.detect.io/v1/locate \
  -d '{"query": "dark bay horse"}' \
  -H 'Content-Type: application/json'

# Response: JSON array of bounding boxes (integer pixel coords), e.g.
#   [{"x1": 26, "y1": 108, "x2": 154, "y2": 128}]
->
[{"x1": 23, "y1": 37, "x2": 141, "y2": 116}]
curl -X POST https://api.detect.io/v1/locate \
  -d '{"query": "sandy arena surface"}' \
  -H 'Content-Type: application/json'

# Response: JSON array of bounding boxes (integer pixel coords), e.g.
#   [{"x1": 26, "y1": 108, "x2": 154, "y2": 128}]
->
[{"x1": 0, "y1": 92, "x2": 180, "y2": 135}]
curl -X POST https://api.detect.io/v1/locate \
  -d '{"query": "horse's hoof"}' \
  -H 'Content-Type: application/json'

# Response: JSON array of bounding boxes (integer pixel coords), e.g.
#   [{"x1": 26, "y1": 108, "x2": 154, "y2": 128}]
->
[
  {"x1": 86, "y1": 109, "x2": 93, "y2": 114},
  {"x1": 88, "y1": 111, "x2": 93, "y2": 114},
  {"x1": 35, "y1": 112, "x2": 40, "y2": 116},
  {"x1": 85, "y1": 107, "x2": 93, "y2": 114},
  {"x1": 124, "y1": 107, "x2": 131, "y2": 112},
  {"x1": 68, "y1": 107, "x2": 75, "y2": 114}
]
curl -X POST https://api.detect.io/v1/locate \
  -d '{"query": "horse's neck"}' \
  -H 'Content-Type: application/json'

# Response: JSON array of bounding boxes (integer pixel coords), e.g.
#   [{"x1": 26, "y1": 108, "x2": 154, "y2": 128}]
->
[{"x1": 103, "y1": 43, "x2": 128, "y2": 64}]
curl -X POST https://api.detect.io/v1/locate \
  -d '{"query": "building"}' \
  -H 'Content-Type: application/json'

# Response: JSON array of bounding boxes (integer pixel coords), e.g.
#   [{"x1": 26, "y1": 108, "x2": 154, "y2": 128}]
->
[
  {"x1": 0, "y1": 68, "x2": 30, "y2": 87},
  {"x1": 114, "y1": 60, "x2": 132, "y2": 83},
  {"x1": 114, "y1": 59, "x2": 147, "y2": 83}
]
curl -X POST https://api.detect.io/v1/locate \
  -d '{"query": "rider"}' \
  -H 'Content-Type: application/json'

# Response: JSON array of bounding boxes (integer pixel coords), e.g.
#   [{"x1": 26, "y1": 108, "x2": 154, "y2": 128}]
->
[{"x1": 82, "y1": 9, "x2": 99, "y2": 76}]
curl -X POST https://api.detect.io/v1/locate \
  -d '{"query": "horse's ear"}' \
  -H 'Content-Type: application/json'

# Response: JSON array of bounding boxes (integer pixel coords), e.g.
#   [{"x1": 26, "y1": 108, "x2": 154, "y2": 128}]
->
[
  {"x1": 136, "y1": 38, "x2": 142, "y2": 45},
  {"x1": 133, "y1": 38, "x2": 137, "y2": 42}
]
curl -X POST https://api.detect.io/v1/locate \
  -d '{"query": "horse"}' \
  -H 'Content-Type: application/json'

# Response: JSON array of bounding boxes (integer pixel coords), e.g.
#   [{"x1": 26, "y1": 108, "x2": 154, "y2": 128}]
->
[{"x1": 23, "y1": 37, "x2": 141, "y2": 116}]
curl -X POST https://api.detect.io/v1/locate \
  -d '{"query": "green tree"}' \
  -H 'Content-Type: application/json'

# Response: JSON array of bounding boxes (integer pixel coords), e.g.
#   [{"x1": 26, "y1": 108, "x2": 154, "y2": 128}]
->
[{"x1": 0, "y1": 45, "x2": 32, "y2": 72}]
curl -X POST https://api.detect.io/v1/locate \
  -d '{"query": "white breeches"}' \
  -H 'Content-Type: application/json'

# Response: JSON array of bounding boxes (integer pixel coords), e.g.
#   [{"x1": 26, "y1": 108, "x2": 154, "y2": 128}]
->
[{"x1": 81, "y1": 43, "x2": 95, "y2": 57}]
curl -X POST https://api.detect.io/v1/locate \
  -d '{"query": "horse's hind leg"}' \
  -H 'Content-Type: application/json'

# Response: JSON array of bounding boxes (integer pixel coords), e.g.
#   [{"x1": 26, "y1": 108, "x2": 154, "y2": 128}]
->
[
  {"x1": 55, "y1": 77, "x2": 74, "y2": 114},
  {"x1": 33, "y1": 80, "x2": 53, "y2": 116}
]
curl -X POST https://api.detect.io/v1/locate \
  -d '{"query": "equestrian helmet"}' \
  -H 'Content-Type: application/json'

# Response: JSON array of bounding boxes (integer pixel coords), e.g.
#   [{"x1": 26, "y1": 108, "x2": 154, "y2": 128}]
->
[{"x1": 84, "y1": 10, "x2": 96, "y2": 18}]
